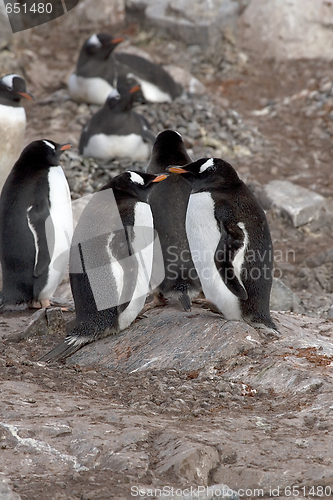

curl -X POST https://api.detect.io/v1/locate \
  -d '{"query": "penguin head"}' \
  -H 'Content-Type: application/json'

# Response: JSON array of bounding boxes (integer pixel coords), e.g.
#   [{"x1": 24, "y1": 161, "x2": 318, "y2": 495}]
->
[
  {"x1": 82, "y1": 33, "x2": 124, "y2": 60},
  {"x1": 0, "y1": 74, "x2": 34, "y2": 104},
  {"x1": 168, "y1": 158, "x2": 241, "y2": 191},
  {"x1": 16, "y1": 140, "x2": 71, "y2": 170},
  {"x1": 101, "y1": 171, "x2": 167, "y2": 202},
  {"x1": 148, "y1": 130, "x2": 192, "y2": 174},
  {"x1": 104, "y1": 84, "x2": 140, "y2": 111}
]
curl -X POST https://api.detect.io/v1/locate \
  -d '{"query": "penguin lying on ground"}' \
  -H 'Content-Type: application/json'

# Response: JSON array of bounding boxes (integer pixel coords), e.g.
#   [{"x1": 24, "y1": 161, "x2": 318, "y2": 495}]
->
[
  {"x1": 79, "y1": 86, "x2": 155, "y2": 161},
  {"x1": 39, "y1": 170, "x2": 167, "y2": 362},
  {"x1": 0, "y1": 140, "x2": 73, "y2": 311},
  {"x1": 115, "y1": 51, "x2": 183, "y2": 103},
  {"x1": 68, "y1": 33, "x2": 182, "y2": 105},
  {"x1": 146, "y1": 130, "x2": 202, "y2": 311},
  {"x1": 0, "y1": 74, "x2": 34, "y2": 193},
  {"x1": 68, "y1": 33, "x2": 125, "y2": 105},
  {"x1": 169, "y1": 158, "x2": 279, "y2": 337}
]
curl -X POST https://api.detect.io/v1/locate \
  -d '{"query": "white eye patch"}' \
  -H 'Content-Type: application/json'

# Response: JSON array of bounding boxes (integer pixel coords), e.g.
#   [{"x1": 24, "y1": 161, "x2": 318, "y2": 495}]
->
[
  {"x1": 199, "y1": 158, "x2": 214, "y2": 173},
  {"x1": 1, "y1": 74, "x2": 21, "y2": 89},
  {"x1": 129, "y1": 171, "x2": 144, "y2": 185},
  {"x1": 87, "y1": 34, "x2": 102, "y2": 47},
  {"x1": 43, "y1": 140, "x2": 56, "y2": 150}
]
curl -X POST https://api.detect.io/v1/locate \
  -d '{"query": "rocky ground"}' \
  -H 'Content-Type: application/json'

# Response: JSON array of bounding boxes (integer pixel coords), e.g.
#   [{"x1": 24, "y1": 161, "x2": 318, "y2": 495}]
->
[{"x1": 1, "y1": 15, "x2": 333, "y2": 500}]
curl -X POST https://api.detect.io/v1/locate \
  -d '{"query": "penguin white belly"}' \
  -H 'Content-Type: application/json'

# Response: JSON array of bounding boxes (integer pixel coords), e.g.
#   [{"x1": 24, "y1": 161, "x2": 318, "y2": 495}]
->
[
  {"x1": 186, "y1": 192, "x2": 242, "y2": 320},
  {"x1": 0, "y1": 105, "x2": 26, "y2": 191},
  {"x1": 127, "y1": 74, "x2": 172, "y2": 103},
  {"x1": 83, "y1": 133, "x2": 151, "y2": 161},
  {"x1": 68, "y1": 74, "x2": 113, "y2": 105},
  {"x1": 118, "y1": 202, "x2": 154, "y2": 330},
  {"x1": 38, "y1": 166, "x2": 73, "y2": 301}
]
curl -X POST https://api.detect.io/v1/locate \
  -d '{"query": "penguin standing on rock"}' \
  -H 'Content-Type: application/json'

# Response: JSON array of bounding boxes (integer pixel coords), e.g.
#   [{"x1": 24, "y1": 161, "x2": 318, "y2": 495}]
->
[
  {"x1": 68, "y1": 33, "x2": 124, "y2": 105},
  {"x1": 39, "y1": 170, "x2": 167, "y2": 362},
  {"x1": 146, "y1": 130, "x2": 202, "y2": 311},
  {"x1": 0, "y1": 140, "x2": 73, "y2": 311},
  {"x1": 0, "y1": 74, "x2": 34, "y2": 192},
  {"x1": 169, "y1": 158, "x2": 279, "y2": 337},
  {"x1": 79, "y1": 85, "x2": 155, "y2": 161}
]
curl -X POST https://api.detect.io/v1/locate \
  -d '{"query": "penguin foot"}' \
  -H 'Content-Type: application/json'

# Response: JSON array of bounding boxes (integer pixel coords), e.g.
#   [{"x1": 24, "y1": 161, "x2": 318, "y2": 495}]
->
[
  {"x1": 246, "y1": 320, "x2": 281, "y2": 339},
  {"x1": 192, "y1": 298, "x2": 222, "y2": 315},
  {"x1": 139, "y1": 296, "x2": 167, "y2": 316}
]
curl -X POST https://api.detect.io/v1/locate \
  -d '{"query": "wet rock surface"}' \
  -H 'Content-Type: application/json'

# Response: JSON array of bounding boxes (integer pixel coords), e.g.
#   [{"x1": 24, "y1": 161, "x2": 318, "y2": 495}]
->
[{"x1": 0, "y1": 7, "x2": 333, "y2": 500}]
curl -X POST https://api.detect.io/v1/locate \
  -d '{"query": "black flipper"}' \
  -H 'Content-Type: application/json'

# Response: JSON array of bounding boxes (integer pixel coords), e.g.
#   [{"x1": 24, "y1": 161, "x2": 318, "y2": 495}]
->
[
  {"x1": 214, "y1": 220, "x2": 248, "y2": 300},
  {"x1": 27, "y1": 202, "x2": 52, "y2": 279}
]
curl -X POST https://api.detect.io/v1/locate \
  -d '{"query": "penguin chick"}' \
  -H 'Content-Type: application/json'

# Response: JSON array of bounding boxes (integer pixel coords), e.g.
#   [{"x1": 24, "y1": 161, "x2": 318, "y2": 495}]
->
[
  {"x1": 39, "y1": 170, "x2": 167, "y2": 362},
  {"x1": 146, "y1": 130, "x2": 202, "y2": 311},
  {"x1": 0, "y1": 140, "x2": 73, "y2": 311},
  {"x1": 79, "y1": 85, "x2": 155, "y2": 161},
  {"x1": 169, "y1": 158, "x2": 279, "y2": 337},
  {"x1": 68, "y1": 33, "x2": 124, "y2": 105},
  {"x1": 0, "y1": 74, "x2": 34, "y2": 192}
]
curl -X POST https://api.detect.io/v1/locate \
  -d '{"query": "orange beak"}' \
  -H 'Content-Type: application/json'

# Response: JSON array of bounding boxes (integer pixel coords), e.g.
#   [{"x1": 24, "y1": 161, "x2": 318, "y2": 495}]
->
[
  {"x1": 129, "y1": 84, "x2": 141, "y2": 94},
  {"x1": 60, "y1": 144, "x2": 72, "y2": 151},
  {"x1": 152, "y1": 174, "x2": 168, "y2": 182},
  {"x1": 18, "y1": 91, "x2": 34, "y2": 100},
  {"x1": 168, "y1": 166, "x2": 188, "y2": 174},
  {"x1": 111, "y1": 36, "x2": 125, "y2": 45}
]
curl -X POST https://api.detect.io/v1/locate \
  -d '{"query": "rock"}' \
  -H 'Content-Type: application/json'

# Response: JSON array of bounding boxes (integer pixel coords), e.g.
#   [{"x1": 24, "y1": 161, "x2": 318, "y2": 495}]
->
[
  {"x1": 155, "y1": 431, "x2": 220, "y2": 485},
  {"x1": 6, "y1": 308, "x2": 65, "y2": 342},
  {"x1": 262, "y1": 180, "x2": 326, "y2": 227},
  {"x1": 0, "y1": 3, "x2": 12, "y2": 50},
  {"x1": 72, "y1": 194, "x2": 94, "y2": 229},
  {"x1": 270, "y1": 278, "x2": 301, "y2": 312},
  {"x1": 127, "y1": 0, "x2": 240, "y2": 50},
  {"x1": 0, "y1": 474, "x2": 21, "y2": 500},
  {"x1": 239, "y1": 0, "x2": 333, "y2": 60},
  {"x1": 75, "y1": 0, "x2": 125, "y2": 26},
  {"x1": 163, "y1": 64, "x2": 207, "y2": 95}
]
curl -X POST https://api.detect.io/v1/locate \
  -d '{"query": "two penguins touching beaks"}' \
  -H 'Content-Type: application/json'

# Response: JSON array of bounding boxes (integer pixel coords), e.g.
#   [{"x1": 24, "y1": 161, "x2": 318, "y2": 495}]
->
[{"x1": 0, "y1": 130, "x2": 279, "y2": 363}]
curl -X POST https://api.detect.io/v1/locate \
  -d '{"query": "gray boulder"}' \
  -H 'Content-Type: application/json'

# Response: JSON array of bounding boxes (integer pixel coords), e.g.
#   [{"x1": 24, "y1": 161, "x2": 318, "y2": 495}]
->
[{"x1": 239, "y1": 0, "x2": 333, "y2": 60}]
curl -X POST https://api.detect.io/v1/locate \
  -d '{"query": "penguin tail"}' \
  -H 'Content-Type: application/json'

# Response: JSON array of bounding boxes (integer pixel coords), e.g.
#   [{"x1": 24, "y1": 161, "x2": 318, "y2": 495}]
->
[
  {"x1": 38, "y1": 312, "x2": 118, "y2": 362},
  {"x1": 178, "y1": 291, "x2": 192, "y2": 312},
  {"x1": 38, "y1": 334, "x2": 93, "y2": 362}
]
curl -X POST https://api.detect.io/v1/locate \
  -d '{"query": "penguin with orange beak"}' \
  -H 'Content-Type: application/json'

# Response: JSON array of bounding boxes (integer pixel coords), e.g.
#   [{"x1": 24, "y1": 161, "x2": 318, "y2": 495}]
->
[
  {"x1": 0, "y1": 74, "x2": 34, "y2": 192},
  {"x1": 0, "y1": 140, "x2": 73, "y2": 310}
]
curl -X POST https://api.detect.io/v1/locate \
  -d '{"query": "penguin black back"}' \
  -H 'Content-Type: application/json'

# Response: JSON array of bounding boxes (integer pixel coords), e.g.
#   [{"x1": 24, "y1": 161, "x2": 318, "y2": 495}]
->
[
  {"x1": 0, "y1": 140, "x2": 72, "y2": 309},
  {"x1": 40, "y1": 170, "x2": 166, "y2": 361},
  {"x1": 146, "y1": 130, "x2": 201, "y2": 311}
]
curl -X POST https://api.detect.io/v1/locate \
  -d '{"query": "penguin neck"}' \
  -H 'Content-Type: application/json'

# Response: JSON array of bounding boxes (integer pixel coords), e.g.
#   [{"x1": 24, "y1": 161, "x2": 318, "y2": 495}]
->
[{"x1": 0, "y1": 96, "x2": 21, "y2": 107}]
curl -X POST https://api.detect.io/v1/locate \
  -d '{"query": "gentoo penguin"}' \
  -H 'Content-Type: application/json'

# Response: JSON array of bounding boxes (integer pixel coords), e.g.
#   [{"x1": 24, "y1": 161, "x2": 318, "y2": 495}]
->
[
  {"x1": 79, "y1": 85, "x2": 155, "y2": 161},
  {"x1": 169, "y1": 158, "x2": 279, "y2": 336},
  {"x1": 0, "y1": 74, "x2": 33, "y2": 193},
  {"x1": 68, "y1": 33, "x2": 183, "y2": 105},
  {"x1": 39, "y1": 170, "x2": 167, "y2": 362},
  {"x1": 146, "y1": 130, "x2": 202, "y2": 311},
  {"x1": 0, "y1": 140, "x2": 73, "y2": 311},
  {"x1": 115, "y1": 52, "x2": 183, "y2": 103},
  {"x1": 68, "y1": 33, "x2": 124, "y2": 105}
]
